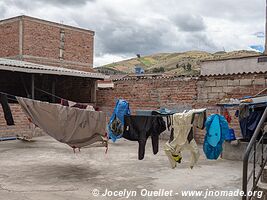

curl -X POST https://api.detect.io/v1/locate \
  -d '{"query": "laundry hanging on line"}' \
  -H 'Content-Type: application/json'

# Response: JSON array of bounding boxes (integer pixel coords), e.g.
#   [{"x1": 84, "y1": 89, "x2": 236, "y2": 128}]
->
[
  {"x1": 223, "y1": 108, "x2": 232, "y2": 123},
  {"x1": 60, "y1": 99, "x2": 95, "y2": 111},
  {"x1": 0, "y1": 93, "x2": 15, "y2": 126},
  {"x1": 123, "y1": 115, "x2": 166, "y2": 160},
  {"x1": 238, "y1": 104, "x2": 265, "y2": 141},
  {"x1": 17, "y1": 97, "x2": 107, "y2": 149},
  {"x1": 164, "y1": 108, "x2": 206, "y2": 169},
  {"x1": 203, "y1": 114, "x2": 229, "y2": 160},
  {"x1": 108, "y1": 99, "x2": 131, "y2": 142}
]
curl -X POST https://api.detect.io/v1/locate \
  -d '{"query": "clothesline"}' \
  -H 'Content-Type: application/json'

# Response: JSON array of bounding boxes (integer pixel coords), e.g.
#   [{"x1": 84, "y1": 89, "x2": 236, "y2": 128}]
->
[
  {"x1": 0, "y1": 95, "x2": 229, "y2": 168},
  {"x1": 35, "y1": 87, "x2": 65, "y2": 102},
  {"x1": 0, "y1": 88, "x2": 87, "y2": 105},
  {"x1": 0, "y1": 92, "x2": 17, "y2": 102}
]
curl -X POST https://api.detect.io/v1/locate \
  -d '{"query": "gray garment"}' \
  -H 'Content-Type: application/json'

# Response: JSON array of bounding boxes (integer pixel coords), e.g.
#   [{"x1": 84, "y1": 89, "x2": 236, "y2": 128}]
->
[{"x1": 17, "y1": 97, "x2": 107, "y2": 148}]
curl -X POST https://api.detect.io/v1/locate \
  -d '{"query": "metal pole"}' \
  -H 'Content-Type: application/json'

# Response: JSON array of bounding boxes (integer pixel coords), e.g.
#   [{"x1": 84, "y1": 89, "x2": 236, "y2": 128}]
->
[
  {"x1": 242, "y1": 107, "x2": 267, "y2": 199},
  {"x1": 31, "y1": 74, "x2": 35, "y2": 99}
]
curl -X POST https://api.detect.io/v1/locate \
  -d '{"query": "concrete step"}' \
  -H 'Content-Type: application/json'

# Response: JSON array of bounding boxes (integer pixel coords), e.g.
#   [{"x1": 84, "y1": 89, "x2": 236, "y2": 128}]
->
[
  {"x1": 222, "y1": 140, "x2": 267, "y2": 162},
  {"x1": 222, "y1": 140, "x2": 248, "y2": 161}
]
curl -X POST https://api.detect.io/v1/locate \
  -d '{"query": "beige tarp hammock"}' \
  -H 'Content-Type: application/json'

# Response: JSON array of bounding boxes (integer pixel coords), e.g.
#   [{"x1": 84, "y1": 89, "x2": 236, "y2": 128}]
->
[{"x1": 17, "y1": 97, "x2": 107, "y2": 149}]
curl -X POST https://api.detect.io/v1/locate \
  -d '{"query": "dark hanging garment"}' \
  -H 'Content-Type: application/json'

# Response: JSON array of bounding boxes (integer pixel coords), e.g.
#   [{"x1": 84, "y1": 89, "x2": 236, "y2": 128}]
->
[
  {"x1": 0, "y1": 94, "x2": 15, "y2": 126},
  {"x1": 239, "y1": 108, "x2": 265, "y2": 140},
  {"x1": 61, "y1": 99, "x2": 69, "y2": 106},
  {"x1": 123, "y1": 115, "x2": 166, "y2": 160}
]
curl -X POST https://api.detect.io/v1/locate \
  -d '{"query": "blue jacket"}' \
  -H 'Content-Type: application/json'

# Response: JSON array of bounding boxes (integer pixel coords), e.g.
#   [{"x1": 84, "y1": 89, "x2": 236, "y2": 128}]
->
[
  {"x1": 108, "y1": 99, "x2": 131, "y2": 142},
  {"x1": 203, "y1": 114, "x2": 229, "y2": 160}
]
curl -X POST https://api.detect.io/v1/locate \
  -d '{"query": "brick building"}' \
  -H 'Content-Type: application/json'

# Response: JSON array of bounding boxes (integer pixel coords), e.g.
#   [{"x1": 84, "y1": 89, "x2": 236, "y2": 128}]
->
[
  {"x1": 0, "y1": 15, "x2": 94, "y2": 72},
  {"x1": 0, "y1": 16, "x2": 105, "y2": 138}
]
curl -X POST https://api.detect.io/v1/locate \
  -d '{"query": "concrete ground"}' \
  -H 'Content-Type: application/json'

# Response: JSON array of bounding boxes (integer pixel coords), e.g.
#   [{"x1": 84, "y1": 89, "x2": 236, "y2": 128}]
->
[{"x1": 0, "y1": 136, "x2": 245, "y2": 200}]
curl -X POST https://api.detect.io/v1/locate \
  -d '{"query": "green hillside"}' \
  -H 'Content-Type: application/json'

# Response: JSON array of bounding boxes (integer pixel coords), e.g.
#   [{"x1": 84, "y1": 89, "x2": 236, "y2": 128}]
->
[{"x1": 96, "y1": 50, "x2": 260, "y2": 75}]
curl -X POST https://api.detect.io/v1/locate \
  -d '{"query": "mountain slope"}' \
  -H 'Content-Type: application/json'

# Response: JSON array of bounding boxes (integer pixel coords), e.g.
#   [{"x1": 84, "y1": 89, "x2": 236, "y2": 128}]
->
[{"x1": 97, "y1": 50, "x2": 260, "y2": 75}]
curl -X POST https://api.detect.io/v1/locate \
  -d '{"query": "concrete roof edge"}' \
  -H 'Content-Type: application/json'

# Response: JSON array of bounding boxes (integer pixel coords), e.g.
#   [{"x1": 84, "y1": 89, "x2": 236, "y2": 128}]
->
[
  {"x1": 200, "y1": 55, "x2": 262, "y2": 63},
  {"x1": 0, "y1": 15, "x2": 95, "y2": 35}
]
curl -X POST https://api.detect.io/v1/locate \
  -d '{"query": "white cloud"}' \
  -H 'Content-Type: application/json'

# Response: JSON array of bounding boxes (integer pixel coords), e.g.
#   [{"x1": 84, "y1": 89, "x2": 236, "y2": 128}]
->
[
  {"x1": 0, "y1": 0, "x2": 265, "y2": 66},
  {"x1": 94, "y1": 54, "x2": 129, "y2": 67}
]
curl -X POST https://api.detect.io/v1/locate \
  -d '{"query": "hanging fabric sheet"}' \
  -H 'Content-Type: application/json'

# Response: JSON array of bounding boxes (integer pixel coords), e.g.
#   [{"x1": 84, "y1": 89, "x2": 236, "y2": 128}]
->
[{"x1": 17, "y1": 97, "x2": 107, "y2": 149}]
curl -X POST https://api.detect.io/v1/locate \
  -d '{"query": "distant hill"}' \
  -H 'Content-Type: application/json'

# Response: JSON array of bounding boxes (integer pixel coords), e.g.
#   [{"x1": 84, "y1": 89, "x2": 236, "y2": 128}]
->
[{"x1": 96, "y1": 50, "x2": 260, "y2": 75}]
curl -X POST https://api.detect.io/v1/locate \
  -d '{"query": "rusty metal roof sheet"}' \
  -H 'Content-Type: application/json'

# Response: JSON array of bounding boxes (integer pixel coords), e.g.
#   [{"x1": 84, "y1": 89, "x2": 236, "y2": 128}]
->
[
  {"x1": 113, "y1": 73, "x2": 199, "y2": 81},
  {"x1": 111, "y1": 71, "x2": 267, "y2": 81},
  {"x1": 0, "y1": 58, "x2": 107, "y2": 79}
]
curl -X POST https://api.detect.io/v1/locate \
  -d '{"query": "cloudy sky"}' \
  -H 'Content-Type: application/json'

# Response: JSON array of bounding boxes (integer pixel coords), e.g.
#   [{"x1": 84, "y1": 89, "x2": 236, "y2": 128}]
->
[{"x1": 0, "y1": 0, "x2": 265, "y2": 66}]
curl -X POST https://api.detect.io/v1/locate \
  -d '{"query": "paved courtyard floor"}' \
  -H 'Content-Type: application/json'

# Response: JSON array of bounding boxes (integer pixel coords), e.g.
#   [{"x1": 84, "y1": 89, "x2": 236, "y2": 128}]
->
[{"x1": 0, "y1": 136, "x2": 245, "y2": 200}]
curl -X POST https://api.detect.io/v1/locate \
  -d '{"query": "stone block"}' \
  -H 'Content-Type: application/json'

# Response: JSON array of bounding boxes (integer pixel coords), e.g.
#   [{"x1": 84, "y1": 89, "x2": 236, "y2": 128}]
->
[
  {"x1": 205, "y1": 80, "x2": 216, "y2": 87},
  {"x1": 223, "y1": 86, "x2": 235, "y2": 93},
  {"x1": 211, "y1": 86, "x2": 223, "y2": 93},
  {"x1": 254, "y1": 78, "x2": 266, "y2": 86},
  {"x1": 240, "y1": 79, "x2": 252, "y2": 86},
  {"x1": 216, "y1": 80, "x2": 228, "y2": 86},
  {"x1": 208, "y1": 92, "x2": 219, "y2": 99}
]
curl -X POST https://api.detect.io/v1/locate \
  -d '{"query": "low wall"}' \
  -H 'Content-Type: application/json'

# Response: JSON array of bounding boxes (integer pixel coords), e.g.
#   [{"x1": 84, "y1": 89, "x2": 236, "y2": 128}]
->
[
  {"x1": 97, "y1": 77, "x2": 198, "y2": 114},
  {"x1": 97, "y1": 73, "x2": 267, "y2": 143}
]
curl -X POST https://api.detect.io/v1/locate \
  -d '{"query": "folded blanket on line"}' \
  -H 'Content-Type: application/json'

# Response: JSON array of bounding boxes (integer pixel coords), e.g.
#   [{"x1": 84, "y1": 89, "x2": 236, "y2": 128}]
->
[{"x1": 17, "y1": 97, "x2": 107, "y2": 149}]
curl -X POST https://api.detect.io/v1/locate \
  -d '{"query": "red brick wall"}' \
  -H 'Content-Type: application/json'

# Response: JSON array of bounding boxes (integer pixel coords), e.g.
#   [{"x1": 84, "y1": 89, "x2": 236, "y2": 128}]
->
[
  {"x1": 22, "y1": 18, "x2": 94, "y2": 71},
  {"x1": 0, "y1": 104, "x2": 44, "y2": 137},
  {"x1": 64, "y1": 29, "x2": 94, "y2": 65},
  {"x1": 97, "y1": 77, "x2": 198, "y2": 114},
  {"x1": 0, "y1": 16, "x2": 94, "y2": 72},
  {"x1": 97, "y1": 73, "x2": 267, "y2": 143},
  {"x1": 23, "y1": 19, "x2": 59, "y2": 59},
  {"x1": 0, "y1": 20, "x2": 19, "y2": 57}
]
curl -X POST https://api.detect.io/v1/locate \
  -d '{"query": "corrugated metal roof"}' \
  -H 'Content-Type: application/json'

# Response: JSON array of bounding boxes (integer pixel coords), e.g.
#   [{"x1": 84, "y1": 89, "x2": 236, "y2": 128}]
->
[
  {"x1": 199, "y1": 71, "x2": 267, "y2": 77},
  {"x1": 109, "y1": 74, "x2": 128, "y2": 80},
  {"x1": 111, "y1": 71, "x2": 267, "y2": 81},
  {"x1": 113, "y1": 74, "x2": 199, "y2": 81},
  {"x1": 0, "y1": 58, "x2": 108, "y2": 79},
  {"x1": 201, "y1": 55, "x2": 260, "y2": 62}
]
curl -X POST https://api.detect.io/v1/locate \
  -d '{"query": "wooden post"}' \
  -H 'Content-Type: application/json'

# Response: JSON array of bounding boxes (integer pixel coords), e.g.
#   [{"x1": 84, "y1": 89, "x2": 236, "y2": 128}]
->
[
  {"x1": 52, "y1": 78, "x2": 56, "y2": 103},
  {"x1": 31, "y1": 74, "x2": 35, "y2": 99},
  {"x1": 91, "y1": 79, "x2": 97, "y2": 103}
]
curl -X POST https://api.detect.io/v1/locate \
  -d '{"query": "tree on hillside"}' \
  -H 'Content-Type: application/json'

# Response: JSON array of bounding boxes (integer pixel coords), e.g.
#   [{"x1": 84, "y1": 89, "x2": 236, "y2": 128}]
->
[
  {"x1": 152, "y1": 67, "x2": 165, "y2": 73},
  {"x1": 186, "y1": 63, "x2": 192, "y2": 71}
]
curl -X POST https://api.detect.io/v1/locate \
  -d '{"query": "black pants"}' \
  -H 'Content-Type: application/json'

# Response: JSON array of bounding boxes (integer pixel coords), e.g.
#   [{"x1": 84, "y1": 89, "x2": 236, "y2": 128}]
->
[
  {"x1": 0, "y1": 94, "x2": 14, "y2": 126},
  {"x1": 123, "y1": 115, "x2": 166, "y2": 160}
]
